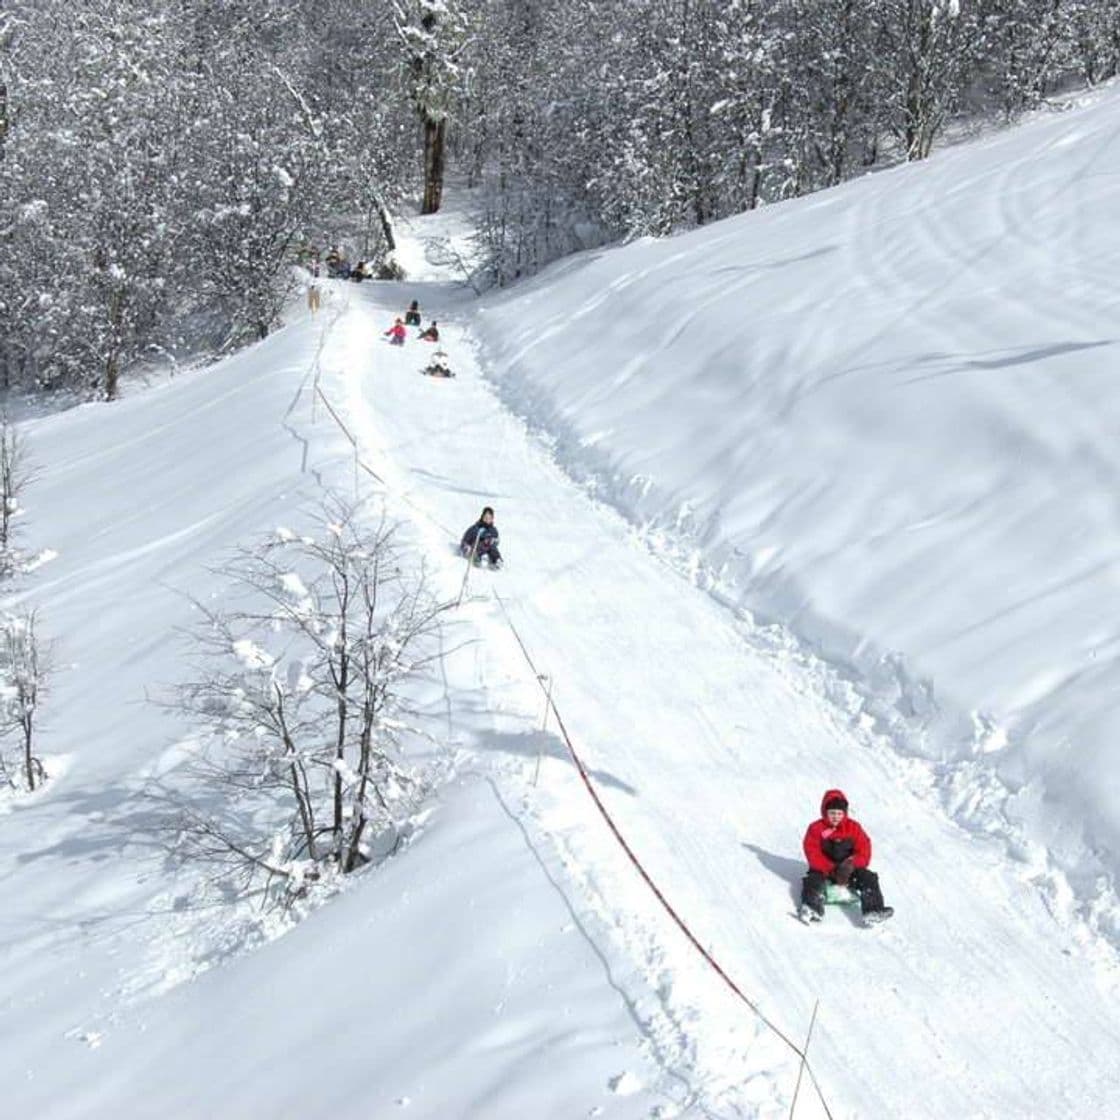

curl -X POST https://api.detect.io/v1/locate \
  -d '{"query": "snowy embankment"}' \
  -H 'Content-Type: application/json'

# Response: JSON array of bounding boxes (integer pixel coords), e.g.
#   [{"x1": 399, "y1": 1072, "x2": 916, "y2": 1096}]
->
[
  {"x1": 0, "y1": 312, "x2": 667, "y2": 1118},
  {"x1": 474, "y1": 84, "x2": 1120, "y2": 948},
  {"x1": 5, "y1": 85, "x2": 1120, "y2": 1120}
]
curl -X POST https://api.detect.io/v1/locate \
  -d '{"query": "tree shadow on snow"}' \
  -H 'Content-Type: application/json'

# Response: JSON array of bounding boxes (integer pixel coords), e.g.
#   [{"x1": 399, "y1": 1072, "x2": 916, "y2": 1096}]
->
[
  {"x1": 473, "y1": 729, "x2": 638, "y2": 796},
  {"x1": 15, "y1": 782, "x2": 167, "y2": 868},
  {"x1": 901, "y1": 338, "x2": 1114, "y2": 385},
  {"x1": 708, "y1": 245, "x2": 839, "y2": 278},
  {"x1": 409, "y1": 466, "x2": 512, "y2": 502}
]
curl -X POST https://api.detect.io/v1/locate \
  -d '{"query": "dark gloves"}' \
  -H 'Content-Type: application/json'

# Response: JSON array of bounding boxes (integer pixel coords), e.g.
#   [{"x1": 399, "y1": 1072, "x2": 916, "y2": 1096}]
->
[{"x1": 833, "y1": 857, "x2": 855, "y2": 886}]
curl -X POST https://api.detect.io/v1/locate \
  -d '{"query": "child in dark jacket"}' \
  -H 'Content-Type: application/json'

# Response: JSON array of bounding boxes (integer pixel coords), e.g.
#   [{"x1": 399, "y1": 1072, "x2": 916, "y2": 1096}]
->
[
  {"x1": 800, "y1": 789, "x2": 892, "y2": 925},
  {"x1": 460, "y1": 506, "x2": 502, "y2": 567}
]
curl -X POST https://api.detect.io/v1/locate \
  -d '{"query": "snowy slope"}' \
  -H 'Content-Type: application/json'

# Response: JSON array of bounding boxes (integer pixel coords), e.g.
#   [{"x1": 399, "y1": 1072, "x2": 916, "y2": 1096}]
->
[
  {"x1": 326, "y1": 273, "x2": 1120, "y2": 1117},
  {"x1": 0, "y1": 314, "x2": 670, "y2": 1117},
  {"x1": 3, "y1": 83, "x2": 1120, "y2": 1120},
  {"x1": 474, "y1": 85, "x2": 1120, "y2": 955}
]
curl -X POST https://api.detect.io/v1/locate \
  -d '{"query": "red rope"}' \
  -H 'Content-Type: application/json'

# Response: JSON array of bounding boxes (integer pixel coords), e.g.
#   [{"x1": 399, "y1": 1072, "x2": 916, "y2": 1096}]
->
[
  {"x1": 493, "y1": 590, "x2": 834, "y2": 1120},
  {"x1": 309, "y1": 339, "x2": 833, "y2": 1118}
]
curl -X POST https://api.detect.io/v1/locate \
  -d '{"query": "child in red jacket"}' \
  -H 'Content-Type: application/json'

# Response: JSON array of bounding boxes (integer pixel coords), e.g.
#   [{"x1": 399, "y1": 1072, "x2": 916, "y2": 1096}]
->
[
  {"x1": 800, "y1": 789, "x2": 893, "y2": 925},
  {"x1": 384, "y1": 318, "x2": 407, "y2": 346}
]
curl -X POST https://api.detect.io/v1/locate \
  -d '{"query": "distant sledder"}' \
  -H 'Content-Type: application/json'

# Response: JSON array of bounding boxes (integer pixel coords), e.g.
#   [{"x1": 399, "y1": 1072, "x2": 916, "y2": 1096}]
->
[
  {"x1": 460, "y1": 506, "x2": 502, "y2": 569},
  {"x1": 422, "y1": 350, "x2": 454, "y2": 378},
  {"x1": 384, "y1": 318, "x2": 407, "y2": 346},
  {"x1": 799, "y1": 789, "x2": 893, "y2": 927}
]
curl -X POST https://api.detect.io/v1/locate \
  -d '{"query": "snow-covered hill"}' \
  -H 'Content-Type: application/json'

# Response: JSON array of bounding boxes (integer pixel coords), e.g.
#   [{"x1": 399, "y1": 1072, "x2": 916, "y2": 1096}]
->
[
  {"x1": 475, "y1": 84, "x2": 1120, "y2": 958},
  {"x1": 3, "y1": 84, "x2": 1120, "y2": 1120}
]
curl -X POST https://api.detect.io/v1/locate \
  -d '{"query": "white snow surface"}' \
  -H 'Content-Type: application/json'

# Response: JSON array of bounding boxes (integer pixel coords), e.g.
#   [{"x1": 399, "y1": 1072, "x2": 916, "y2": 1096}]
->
[
  {"x1": 475, "y1": 86, "x2": 1120, "y2": 954},
  {"x1": 3, "y1": 86, "x2": 1120, "y2": 1120}
]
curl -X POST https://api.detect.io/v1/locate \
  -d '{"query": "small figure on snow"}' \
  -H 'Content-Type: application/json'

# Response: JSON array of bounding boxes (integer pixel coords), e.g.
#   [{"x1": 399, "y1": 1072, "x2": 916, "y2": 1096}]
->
[
  {"x1": 384, "y1": 318, "x2": 407, "y2": 346},
  {"x1": 799, "y1": 789, "x2": 893, "y2": 926},
  {"x1": 418, "y1": 320, "x2": 440, "y2": 342},
  {"x1": 404, "y1": 299, "x2": 422, "y2": 327},
  {"x1": 306, "y1": 260, "x2": 322, "y2": 314},
  {"x1": 327, "y1": 246, "x2": 352, "y2": 278},
  {"x1": 423, "y1": 350, "x2": 454, "y2": 378},
  {"x1": 460, "y1": 506, "x2": 502, "y2": 568}
]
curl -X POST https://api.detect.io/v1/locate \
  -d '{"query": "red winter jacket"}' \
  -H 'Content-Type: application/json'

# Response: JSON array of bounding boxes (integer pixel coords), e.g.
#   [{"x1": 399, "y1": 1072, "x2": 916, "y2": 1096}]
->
[{"x1": 802, "y1": 788, "x2": 872, "y2": 874}]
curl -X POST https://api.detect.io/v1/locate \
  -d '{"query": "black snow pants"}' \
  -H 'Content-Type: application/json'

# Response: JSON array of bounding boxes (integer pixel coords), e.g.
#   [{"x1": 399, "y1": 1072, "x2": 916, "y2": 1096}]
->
[
  {"x1": 476, "y1": 542, "x2": 502, "y2": 565},
  {"x1": 801, "y1": 867, "x2": 885, "y2": 915},
  {"x1": 462, "y1": 540, "x2": 502, "y2": 566}
]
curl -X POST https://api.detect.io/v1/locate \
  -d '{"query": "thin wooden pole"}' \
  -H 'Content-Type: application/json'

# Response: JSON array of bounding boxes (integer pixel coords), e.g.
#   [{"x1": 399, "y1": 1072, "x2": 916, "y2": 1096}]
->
[
  {"x1": 789, "y1": 999, "x2": 820, "y2": 1120},
  {"x1": 532, "y1": 675, "x2": 553, "y2": 787},
  {"x1": 456, "y1": 534, "x2": 479, "y2": 607}
]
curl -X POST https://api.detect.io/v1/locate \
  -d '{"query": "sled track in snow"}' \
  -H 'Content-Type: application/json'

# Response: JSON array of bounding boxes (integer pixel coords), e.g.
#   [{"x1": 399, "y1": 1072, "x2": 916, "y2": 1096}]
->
[{"x1": 302, "y1": 319, "x2": 837, "y2": 1119}]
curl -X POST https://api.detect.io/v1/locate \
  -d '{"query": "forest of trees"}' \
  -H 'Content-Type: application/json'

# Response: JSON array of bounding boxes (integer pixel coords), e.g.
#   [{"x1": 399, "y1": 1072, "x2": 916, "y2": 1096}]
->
[{"x1": 1, "y1": 0, "x2": 1118, "y2": 397}]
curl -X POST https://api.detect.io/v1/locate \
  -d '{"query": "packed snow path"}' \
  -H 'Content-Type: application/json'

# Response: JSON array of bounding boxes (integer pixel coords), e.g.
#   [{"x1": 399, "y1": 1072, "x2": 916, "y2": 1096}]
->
[{"x1": 321, "y1": 271, "x2": 1120, "y2": 1117}]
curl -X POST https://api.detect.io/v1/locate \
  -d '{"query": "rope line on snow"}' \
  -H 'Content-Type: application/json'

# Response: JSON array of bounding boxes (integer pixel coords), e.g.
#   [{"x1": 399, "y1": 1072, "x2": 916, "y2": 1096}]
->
[
  {"x1": 492, "y1": 589, "x2": 836, "y2": 1120},
  {"x1": 312, "y1": 382, "x2": 387, "y2": 487},
  {"x1": 316, "y1": 379, "x2": 465, "y2": 541},
  {"x1": 301, "y1": 316, "x2": 456, "y2": 537},
  {"x1": 302, "y1": 311, "x2": 834, "y2": 1120}
]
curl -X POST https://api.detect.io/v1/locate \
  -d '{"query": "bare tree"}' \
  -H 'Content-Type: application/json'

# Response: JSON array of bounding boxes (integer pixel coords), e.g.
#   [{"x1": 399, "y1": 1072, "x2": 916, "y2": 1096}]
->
[
  {"x1": 0, "y1": 414, "x2": 33, "y2": 576},
  {"x1": 395, "y1": 0, "x2": 471, "y2": 214},
  {"x1": 0, "y1": 608, "x2": 48, "y2": 791},
  {"x1": 164, "y1": 499, "x2": 454, "y2": 906}
]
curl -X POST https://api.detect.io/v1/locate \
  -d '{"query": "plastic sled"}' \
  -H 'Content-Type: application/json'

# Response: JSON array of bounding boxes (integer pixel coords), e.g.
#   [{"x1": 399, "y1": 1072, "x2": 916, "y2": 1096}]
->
[{"x1": 824, "y1": 882, "x2": 859, "y2": 906}]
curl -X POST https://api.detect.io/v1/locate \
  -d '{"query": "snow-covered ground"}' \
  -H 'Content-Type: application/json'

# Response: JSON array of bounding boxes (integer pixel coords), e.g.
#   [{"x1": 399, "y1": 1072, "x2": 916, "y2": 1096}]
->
[
  {"x1": 3, "y1": 84, "x2": 1120, "y2": 1119},
  {"x1": 474, "y1": 84, "x2": 1120, "y2": 956}
]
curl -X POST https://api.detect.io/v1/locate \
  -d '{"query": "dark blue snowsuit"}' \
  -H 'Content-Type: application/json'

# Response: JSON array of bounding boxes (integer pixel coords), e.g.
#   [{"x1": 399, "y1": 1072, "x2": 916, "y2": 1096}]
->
[{"x1": 460, "y1": 520, "x2": 501, "y2": 566}]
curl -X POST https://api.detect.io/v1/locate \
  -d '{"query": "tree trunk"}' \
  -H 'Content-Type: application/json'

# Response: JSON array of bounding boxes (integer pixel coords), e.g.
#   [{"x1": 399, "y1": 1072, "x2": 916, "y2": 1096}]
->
[
  {"x1": 105, "y1": 288, "x2": 125, "y2": 400},
  {"x1": 0, "y1": 81, "x2": 8, "y2": 161},
  {"x1": 904, "y1": 2, "x2": 934, "y2": 161},
  {"x1": 421, "y1": 117, "x2": 447, "y2": 214},
  {"x1": 344, "y1": 725, "x2": 372, "y2": 873},
  {"x1": 22, "y1": 716, "x2": 36, "y2": 792},
  {"x1": 334, "y1": 674, "x2": 347, "y2": 849},
  {"x1": 373, "y1": 196, "x2": 396, "y2": 252},
  {"x1": 0, "y1": 426, "x2": 15, "y2": 548},
  {"x1": 104, "y1": 351, "x2": 120, "y2": 401}
]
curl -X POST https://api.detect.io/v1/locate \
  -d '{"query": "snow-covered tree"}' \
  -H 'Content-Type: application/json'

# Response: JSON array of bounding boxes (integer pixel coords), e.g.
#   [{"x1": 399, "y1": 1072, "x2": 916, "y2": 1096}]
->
[
  {"x1": 0, "y1": 0, "x2": 419, "y2": 396},
  {"x1": 166, "y1": 500, "x2": 453, "y2": 905},
  {"x1": 869, "y1": 0, "x2": 979, "y2": 161},
  {"x1": 6, "y1": 0, "x2": 1120, "y2": 367},
  {"x1": 0, "y1": 609, "x2": 48, "y2": 792},
  {"x1": 0, "y1": 415, "x2": 32, "y2": 578},
  {"x1": 780, "y1": 0, "x2": 882, "y2": 189},
  {"x1": 461, "y1": 0, "x2": 595, "y2": 283},
  {"x1": 975, "y1": 0, "x2": 1075, "y2": 119},
  {"x1": 1065, "y1": 0, "x2": 1120, "y2": 85},
  {"x1": 394, "y1": 0, "x2": 472, "y2": 214}
]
